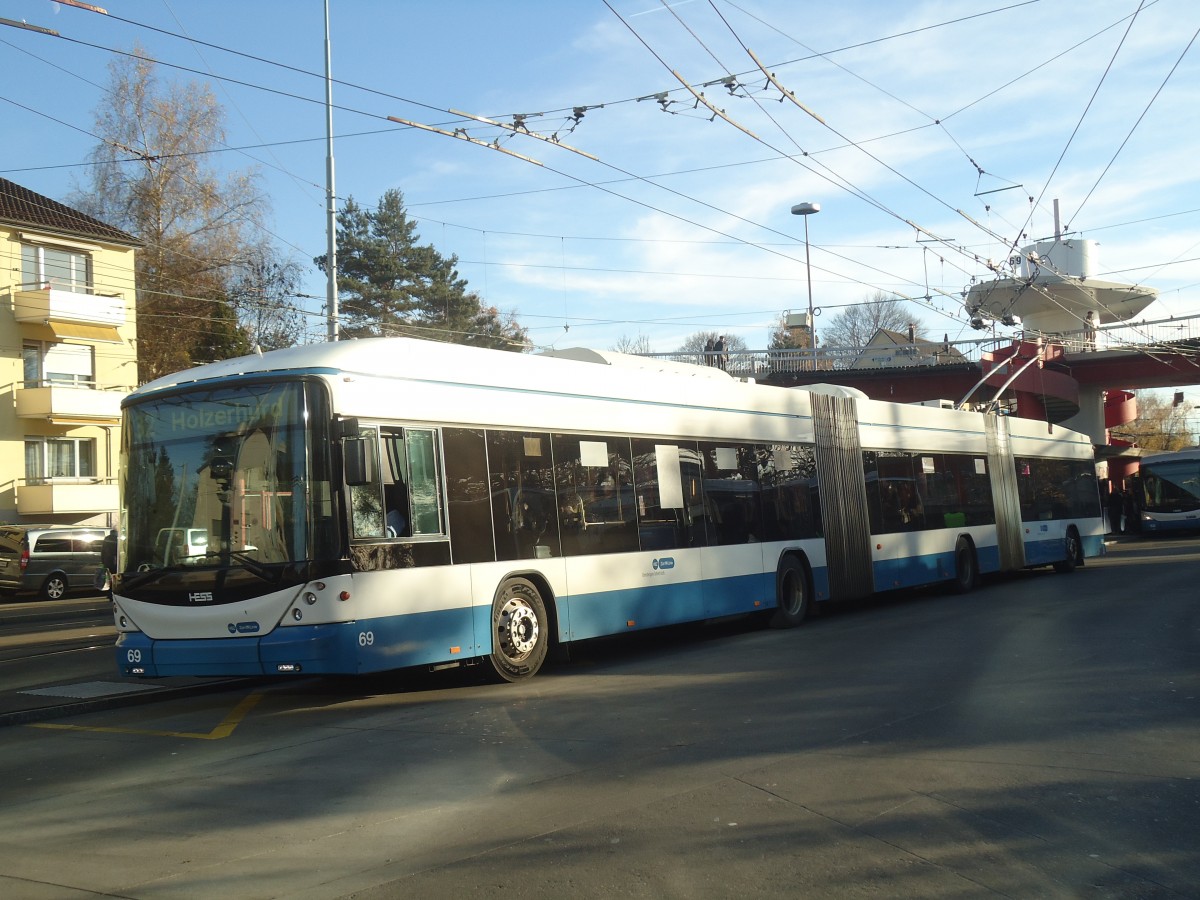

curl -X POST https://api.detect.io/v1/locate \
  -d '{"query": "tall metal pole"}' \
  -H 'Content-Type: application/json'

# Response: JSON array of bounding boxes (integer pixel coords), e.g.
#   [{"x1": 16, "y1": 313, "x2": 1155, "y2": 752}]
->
[
  {"x1": 791, "y1": 202, "x2": 820, "y2": 364},
  {"x1": 803, "y1": 215, "x2": 815, "y2": 350},
  {"x1": 323, "y1": 0, "x2": 339, "y2": 342}
]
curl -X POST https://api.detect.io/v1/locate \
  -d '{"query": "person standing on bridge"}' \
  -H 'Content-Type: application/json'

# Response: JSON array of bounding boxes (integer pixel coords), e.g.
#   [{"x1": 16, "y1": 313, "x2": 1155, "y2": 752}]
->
[{"x1": 1085, "y1": 311, "x2": 1097, "y2": 351}]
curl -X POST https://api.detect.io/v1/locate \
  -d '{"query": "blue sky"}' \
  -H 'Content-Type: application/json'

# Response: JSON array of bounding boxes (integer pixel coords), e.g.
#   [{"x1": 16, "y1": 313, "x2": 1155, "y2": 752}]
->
[{"x1": 4, "y1": 0, "x2": 1199, "y2": 393}]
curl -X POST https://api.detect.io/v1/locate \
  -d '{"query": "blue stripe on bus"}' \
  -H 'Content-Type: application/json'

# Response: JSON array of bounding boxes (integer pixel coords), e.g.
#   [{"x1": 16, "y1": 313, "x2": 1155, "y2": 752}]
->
[
  {"x1": 873, "y1": 551, "x2": 957, "y2": 591},
  {"x1": 117, "y1": 608, "x2": 480, "y2": 677},
  {"x1": 1023, "y1": 536, "x2": 1067, "y2": 567},
  {"x1": 1140, "y1": 518, "x2": 1200, "y2": 533},
  {"x1": 563, "y1": 571, "x2": 774, "y2": 641}
]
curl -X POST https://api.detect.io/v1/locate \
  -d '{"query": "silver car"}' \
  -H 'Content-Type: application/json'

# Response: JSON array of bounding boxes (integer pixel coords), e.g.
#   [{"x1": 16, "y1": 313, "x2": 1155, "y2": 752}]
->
[{"x1": 0, "y1": 525, "x2": 109, "y2": 600}]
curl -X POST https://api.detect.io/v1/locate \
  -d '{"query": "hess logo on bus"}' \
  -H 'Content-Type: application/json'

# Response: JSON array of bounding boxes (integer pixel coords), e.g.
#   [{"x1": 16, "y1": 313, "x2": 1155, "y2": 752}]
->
[{"x1": 652, "y1": 557, "x2": 675, "y2": 570}]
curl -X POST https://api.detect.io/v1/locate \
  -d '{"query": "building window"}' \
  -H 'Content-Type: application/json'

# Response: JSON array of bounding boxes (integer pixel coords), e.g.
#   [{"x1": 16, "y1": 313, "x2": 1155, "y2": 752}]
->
[
  {"x1": 21, "y1": 242, "x2": 92, "y2": 292},
  {"x1": 25, "y1": 437, "x2": 97, "y2": 484},
  {"x1": 22, "y1": 341, "x2": 95, "y2": 388}
]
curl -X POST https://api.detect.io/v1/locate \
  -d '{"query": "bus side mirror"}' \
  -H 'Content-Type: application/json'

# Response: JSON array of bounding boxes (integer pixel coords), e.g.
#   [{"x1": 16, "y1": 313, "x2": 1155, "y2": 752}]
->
[{"x1": 344, "y1": 437, "x2": 375, "y2": 486}]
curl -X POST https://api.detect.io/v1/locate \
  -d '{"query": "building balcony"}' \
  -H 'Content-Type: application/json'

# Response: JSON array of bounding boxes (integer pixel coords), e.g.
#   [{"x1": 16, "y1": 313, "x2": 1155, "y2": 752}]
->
[
  {"x1": 17, "y1": 479, "x2": 118, "y2": 517},
  {"x1": 15, "y1": 383, "x2": 126, "y2": 424},
  {"x1": 14, "y1": 285, "x2": 127, "y2": 341}
]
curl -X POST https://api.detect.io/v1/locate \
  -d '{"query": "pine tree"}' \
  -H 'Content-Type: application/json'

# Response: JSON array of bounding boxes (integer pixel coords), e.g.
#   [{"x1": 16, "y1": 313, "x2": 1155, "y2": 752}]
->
[{"x1": 316, "y1": 188, "x2": 527, "y2": 350}]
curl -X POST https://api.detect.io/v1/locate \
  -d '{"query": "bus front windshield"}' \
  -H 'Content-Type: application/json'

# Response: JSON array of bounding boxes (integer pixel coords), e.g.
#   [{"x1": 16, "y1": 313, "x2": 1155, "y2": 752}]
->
[
  {"x1": 120, "y1": 382, "x2": 328, "y2": 574},
  {"x1": 1140, "y1": 459, "x2": 1200, "y2": 514}
]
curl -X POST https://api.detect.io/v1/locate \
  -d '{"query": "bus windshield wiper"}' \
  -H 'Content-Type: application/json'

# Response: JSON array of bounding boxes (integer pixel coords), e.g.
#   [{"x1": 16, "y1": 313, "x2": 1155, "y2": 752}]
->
[
  {"x1": 117, "y1": 565, "x2": 179, "y2": 592},
  {"x1": 203, "y1": 548, "x2": 278, "y2": 582}
]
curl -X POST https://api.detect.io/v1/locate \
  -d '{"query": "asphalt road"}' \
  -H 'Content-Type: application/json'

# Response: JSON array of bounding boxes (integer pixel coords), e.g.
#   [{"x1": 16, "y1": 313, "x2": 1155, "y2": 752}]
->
[
  {"x1": 0, "y1": 535, "x2": 1198, "y2": 899},
  {"x1": 0, "y1": 595, "x2": 246, "y2": 725}
]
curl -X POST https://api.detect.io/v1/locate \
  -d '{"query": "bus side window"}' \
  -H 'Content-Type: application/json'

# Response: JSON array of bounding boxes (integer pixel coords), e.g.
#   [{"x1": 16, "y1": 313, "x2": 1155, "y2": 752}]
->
[
  {"x1": 405, "y1": 429, "x2": 444, "y2": 536},
  {"x1": 760, "y1": 443, "x2": 818, "y2": 541},
  {"x1": 349, "y1": 428, "x2": 385, "y2": 539},
  {"x1": 444, "y1": 428, "x2": 495, "y2": 564},
  {"x1": 862, "y1": 451, "x2": 883, "y2": 533},
  {"x1": 699, "y1": 442, "x2": 762, "y2": 545},
  {"x1": 380, "y1": 429, "x2": 410, "y2": 538},
  {"x1": 488, "y1": 430, "x2": 562, "y2": 561},
  {"x1": 631, "y1": 439, "x2": 705, "y2": 550},
  {"x1": 552, "y1": 433, "x2": 638, "y2": 557}
]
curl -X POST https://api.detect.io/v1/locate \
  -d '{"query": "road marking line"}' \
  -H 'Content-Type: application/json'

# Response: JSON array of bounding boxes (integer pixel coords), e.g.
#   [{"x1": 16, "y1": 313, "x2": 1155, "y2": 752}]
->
[{"x1": 27, "y1": 691, "x2": 263, "y2": 740}]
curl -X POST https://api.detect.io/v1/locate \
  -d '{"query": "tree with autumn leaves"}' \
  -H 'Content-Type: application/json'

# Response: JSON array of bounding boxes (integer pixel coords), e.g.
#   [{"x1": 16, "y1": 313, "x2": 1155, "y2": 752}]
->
[{"x1": 71, "y1": 49, "x2": 303, "y2": 383}]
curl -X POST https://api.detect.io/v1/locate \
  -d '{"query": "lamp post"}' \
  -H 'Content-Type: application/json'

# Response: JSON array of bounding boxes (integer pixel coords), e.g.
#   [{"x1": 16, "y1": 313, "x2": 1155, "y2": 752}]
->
[{"x1": 791, "y1": 202, "x2": 820, "y2": 360}]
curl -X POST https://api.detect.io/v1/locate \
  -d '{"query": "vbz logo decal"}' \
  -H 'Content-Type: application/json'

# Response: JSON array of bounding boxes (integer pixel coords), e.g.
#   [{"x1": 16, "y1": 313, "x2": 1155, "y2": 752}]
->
[{"x1": 652, "y1": 557, "x2": 675, "y2": 570}]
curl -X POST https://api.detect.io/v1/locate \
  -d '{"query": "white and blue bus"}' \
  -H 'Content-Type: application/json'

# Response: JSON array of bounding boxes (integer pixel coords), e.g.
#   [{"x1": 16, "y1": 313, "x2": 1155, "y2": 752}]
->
[
  {"x1": 1134, "y1": 447, "x2": 1200, "y2": 533},
  {"x1": 111, "y1": 338, "x2": 1104, "y2": 681}
]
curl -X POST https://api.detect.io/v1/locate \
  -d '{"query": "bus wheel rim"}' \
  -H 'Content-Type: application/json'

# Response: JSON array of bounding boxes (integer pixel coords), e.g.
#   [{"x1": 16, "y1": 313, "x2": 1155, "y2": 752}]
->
[{"x1": 499, "y1": 597, "x2": 539, "y2": 658}]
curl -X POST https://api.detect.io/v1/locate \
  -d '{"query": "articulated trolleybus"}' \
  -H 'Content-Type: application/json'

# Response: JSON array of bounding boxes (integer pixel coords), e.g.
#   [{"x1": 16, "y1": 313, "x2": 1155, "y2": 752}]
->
[{"x1": 112, "y1": 338, "x2": 1104, "y2": 682}]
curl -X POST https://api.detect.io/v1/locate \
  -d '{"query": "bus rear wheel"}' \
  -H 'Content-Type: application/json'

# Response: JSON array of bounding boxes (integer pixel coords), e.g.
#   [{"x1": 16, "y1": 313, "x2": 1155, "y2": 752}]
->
[
  {"x1": 486, "y1": 577, "x2": 549, "y2": 682},
  {"x1": 771, "y1": 555, "x2": 810, "y2": 628},
  {"x1": 952, "y1": 538, "x2": 977, "y2": 594},
  {"x1": 1053, "y1": 528, "x2": 1083, "y2": 573}
]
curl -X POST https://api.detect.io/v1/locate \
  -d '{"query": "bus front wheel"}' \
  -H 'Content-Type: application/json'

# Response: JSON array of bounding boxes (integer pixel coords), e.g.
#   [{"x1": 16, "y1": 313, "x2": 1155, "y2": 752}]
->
[
  {"x1": 771, "y1": 555, "x2": 810, "y2": 628},
  {"x1": 486, "y1": 577, "x2": 549, "y2": 682}
]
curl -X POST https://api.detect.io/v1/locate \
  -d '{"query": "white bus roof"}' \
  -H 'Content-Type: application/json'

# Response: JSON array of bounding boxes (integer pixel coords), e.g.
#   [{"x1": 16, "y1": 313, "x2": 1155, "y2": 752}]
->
[{"x1": 127, "y1": 337, "x2": 1093, "y2": 455}]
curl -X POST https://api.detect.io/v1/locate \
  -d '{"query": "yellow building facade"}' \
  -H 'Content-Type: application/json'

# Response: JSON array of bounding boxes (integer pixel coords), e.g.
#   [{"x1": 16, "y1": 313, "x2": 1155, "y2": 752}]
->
[{"x1": 1, "y1": 177, "x2": 139, "y2": 526}]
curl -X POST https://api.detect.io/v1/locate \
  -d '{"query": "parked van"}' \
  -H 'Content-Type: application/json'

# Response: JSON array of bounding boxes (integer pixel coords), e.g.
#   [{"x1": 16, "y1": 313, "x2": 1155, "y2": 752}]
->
[
  {"x1": 153, "y1": 527, "x2": 208, "y2": 564},
  {"x1": 0, "y1": 525, "x2": 109, "y2": 600}
]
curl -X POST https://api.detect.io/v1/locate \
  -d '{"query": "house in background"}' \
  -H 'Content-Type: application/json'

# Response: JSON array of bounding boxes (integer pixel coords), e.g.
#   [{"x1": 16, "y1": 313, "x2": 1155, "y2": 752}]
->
[
  {"x1": 851, "y1": 326, "x2": 968, "y2": 370},
  {"x1": 1, "y1": 177, "x2": 139, "y2": 526}
]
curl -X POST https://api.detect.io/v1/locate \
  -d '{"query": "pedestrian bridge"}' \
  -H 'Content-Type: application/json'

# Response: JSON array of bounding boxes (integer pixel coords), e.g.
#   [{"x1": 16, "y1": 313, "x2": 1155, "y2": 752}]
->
[{"x1": 644, "y1": 312, "x2": 1200, "y2": 390}]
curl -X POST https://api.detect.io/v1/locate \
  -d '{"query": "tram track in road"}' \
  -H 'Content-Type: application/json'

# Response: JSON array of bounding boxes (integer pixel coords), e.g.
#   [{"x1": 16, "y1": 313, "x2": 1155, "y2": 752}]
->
[{"x1": 0, "y1": 630, "x2": 114, "y2": 666}]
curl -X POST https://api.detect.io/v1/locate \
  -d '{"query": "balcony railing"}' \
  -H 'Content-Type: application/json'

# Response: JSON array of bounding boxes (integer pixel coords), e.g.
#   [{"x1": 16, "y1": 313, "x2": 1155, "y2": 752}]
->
[
  {"x1": 13, "y1": 284, "x2": 127, "y2": 329},
  {"x1": 13, "y1": 381, "x2": 129, "y2": 422},
  {"x1": 636, "y1": 311, "x2": 1200, "y2": 378},
  {"x1": 16, "y1": 478, "x2": 118, "y2": 517}
]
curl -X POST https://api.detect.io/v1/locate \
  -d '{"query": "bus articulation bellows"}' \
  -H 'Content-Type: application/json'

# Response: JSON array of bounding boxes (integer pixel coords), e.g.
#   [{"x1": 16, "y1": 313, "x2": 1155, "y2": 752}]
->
[{"x1": 110, "y1": 338, "x2": 1104, "y2": 681}]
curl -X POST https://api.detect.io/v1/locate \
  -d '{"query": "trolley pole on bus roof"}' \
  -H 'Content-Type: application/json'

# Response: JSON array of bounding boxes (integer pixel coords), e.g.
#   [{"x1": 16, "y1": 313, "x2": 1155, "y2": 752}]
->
[{"x1": 323, "y1": 0, "x2": 339, "y2": 342}]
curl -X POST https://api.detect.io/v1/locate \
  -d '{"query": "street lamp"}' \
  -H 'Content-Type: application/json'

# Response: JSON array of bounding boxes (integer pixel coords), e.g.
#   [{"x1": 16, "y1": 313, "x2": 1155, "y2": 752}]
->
[{"x1": 791, "y1": 201, "x2": 820, "y2": 354}]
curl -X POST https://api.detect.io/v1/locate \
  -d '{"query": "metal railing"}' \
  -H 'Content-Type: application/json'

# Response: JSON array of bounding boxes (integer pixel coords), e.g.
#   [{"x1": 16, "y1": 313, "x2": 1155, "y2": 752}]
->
[{"x1": 638, "y1": 311, "x2": 1200, "y2": 378}]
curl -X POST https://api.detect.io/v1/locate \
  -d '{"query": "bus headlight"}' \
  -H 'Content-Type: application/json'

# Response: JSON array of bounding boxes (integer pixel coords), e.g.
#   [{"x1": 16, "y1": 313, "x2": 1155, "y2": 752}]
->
[
  {"x1": 292, "y1": 608, "x2": 303, "y2": 621},
  {"x1": 303, "y1": 592, "x2": 318, "y2": 605}
]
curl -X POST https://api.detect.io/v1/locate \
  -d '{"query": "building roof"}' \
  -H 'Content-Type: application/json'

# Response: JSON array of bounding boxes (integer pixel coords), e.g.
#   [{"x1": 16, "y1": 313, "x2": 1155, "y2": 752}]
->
[{"x1": 0, "y1": 176, "x2": 138, "y2": 246}]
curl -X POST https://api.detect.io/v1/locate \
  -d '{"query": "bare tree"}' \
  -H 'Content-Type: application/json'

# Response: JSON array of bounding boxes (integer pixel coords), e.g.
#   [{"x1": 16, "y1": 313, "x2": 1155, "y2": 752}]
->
[
  {"x1": 677, "y1": 330, "x2": 746, "y2": 369},
  {"x1": 71, "y1": 49, "x2": 277, "y2": 380},
  {"x1": 612, "y1": 333, "x2": 653, "y2": 355},
  {"x1": 820, "y1": 292, "x2": 927, "y2": 350},
  {"x1": 678, "y1": 331, "x2": 747, "y2": 354},
  {"x1": 228, "y1": 244, "x2": 306, "y2": 351}
]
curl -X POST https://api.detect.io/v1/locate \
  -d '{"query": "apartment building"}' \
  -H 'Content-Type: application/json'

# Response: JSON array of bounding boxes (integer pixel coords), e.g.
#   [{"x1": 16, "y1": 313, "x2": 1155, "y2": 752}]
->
[{"x1": 1, "y1": 177, "x2": 139, "y2": 527}]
